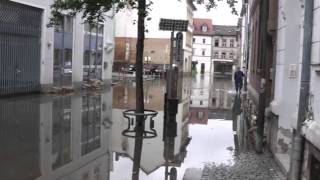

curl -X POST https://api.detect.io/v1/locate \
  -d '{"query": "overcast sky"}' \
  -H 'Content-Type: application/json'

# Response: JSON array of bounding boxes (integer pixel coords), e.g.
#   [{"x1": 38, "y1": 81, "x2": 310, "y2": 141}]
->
[{"x1": 193, "y1": 1, "x2": 242, "y2": 26}]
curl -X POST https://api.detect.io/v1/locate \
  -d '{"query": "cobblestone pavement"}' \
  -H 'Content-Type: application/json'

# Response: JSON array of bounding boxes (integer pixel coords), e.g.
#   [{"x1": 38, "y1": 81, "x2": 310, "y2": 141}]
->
[{"x1": 200, "y1": 151, "x2": 286, "y2": 180}]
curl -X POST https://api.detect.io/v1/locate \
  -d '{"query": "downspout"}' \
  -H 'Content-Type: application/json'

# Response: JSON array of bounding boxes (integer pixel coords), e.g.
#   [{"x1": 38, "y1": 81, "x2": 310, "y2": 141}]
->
[{"x1": 289, "y1": 0, "x2": 314, "y2": 179}]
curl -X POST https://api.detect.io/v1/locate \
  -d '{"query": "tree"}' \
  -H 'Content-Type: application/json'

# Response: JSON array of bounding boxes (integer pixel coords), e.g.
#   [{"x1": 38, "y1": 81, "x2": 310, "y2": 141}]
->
[{"x1": 49, "y1": 0, "x2": 237, "y2": 179}]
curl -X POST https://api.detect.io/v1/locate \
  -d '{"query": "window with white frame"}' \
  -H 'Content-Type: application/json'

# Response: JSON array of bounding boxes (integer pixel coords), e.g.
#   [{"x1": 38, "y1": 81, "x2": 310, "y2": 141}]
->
[
  {"x1": 202, "y1": 49, "x2": 206, "y2": 56},
  {"x1": 222, "y1": 39, "x2": 227, "y2": 47},
  {"x1": 230, "y1": 39, "x2": 235, "y2": 47},
  {"x1": 201, "y1": 25, "x2": 208, "y2": 32},
  {"x1": 213, "y1": 52, "x2": 219, "y2": 58},
  {"x1": 203, "y1": 38, "x2": 206, "y2": 44},
  {"x1": 229, "y1": 52, "x2": 234, "y2": 59},
  {"x1": 221, "y1": 52, "x2": 226, "y2": 58}
]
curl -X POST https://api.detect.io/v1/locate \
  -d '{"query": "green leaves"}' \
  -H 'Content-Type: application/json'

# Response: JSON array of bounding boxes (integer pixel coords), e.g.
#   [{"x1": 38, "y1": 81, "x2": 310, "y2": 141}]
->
[{"x1": 49, "y1": 0, "x2": 238, "y2": 27}]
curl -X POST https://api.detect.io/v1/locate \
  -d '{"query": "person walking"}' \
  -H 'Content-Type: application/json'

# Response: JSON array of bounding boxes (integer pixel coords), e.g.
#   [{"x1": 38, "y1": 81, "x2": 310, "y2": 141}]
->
[{"x1": 234, "y1": 67, "x2": 245, "y2": 94}]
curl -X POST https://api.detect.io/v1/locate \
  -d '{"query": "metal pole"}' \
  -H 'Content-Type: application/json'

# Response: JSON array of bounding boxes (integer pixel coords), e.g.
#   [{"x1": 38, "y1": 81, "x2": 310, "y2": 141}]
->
[
  {"x1": 244, "y1": 3, "x2": 249, "y2": 92},
  {"x1": 88, "y1": 24, "x2": 92, "y2": 80},
  {"x1": 289, "y1": 0, "x2": 313, "y2": 179},
  {"x1": 167, "y1": 30, "x2": 175, "y2": 99},
  {"x1": 256, "y1": 0, "x2": 268, "y2": 153}
]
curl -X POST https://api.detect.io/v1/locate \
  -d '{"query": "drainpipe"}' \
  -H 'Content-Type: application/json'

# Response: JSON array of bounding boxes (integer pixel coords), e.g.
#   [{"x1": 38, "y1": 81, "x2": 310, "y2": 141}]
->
[
  {"x1": 244, "y1": 3, "x2": 249, "y2": 92},
  {"x1": 256, "y1": 0, "x2": 269, "y2": 153},
  {"x1": 289, "y1": 0, "x2": 313, "y2": 179}
]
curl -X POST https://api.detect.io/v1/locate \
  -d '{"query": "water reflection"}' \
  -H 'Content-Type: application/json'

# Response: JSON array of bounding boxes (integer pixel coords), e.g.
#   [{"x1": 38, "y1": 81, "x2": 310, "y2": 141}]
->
[
  {"x1": 0, "y1": 90, "x2": 113, "y2": 180},
  {"x1": 0, "y1": 77, "x2": 248, "y2": 180}
]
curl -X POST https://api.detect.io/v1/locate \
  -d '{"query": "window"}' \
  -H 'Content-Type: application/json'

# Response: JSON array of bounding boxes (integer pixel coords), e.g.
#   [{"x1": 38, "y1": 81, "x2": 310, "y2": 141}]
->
[
  {"x1": 215, "y1": 39, "x2": 219, "y2": 47},
  {"x1": 230, "y1": 39, "x2": 235, "y2": 47},
  {"x1": 203, "y1": 38, "x2": 206, "y2": 44},
  {"x1": 202, "y1": 49, "x2": 206, "y2": 56},
  {"x1": 200, "y1": 101, "x2": 203, "y2": 105},
  {"x1": 54, "y1": 16, "x2": 73, "y2": 33},
  {"x1": 222, "y1": 39, "x2": 227, "y2": 47},
  {"x1": 197, "y1": 111, "x2": 204, "y2": 119},
  {"x1": 214, "y1": 52, "x2": 219, "y2": 58},
  {"x1": 192, "y1": 48, "x2": 196, "y2": 55},
  {"x1": 229, "y1": 52, "x2": 234, "y2": 59},
  {"x1": 193, "y1": 38, "x2": 195, "y2": 43},
  {"x1": 221, "y1": 52, "x2": 226, "y2": 59},
  {"x1": 201, "y1": 25, "x2": 208, "y2": 32}
]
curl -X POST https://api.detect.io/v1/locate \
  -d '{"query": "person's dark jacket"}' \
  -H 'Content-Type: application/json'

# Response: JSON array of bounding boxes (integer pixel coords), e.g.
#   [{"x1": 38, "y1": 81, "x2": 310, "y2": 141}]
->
[{"x1": 234, "y1": 70, "x2": 245, "y2": 85}]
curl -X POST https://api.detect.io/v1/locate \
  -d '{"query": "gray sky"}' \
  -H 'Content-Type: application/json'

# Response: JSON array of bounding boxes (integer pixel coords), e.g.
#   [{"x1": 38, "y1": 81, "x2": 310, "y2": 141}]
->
[{"x1": 194, "y1": 1, "x2": 242, "y2": 26}]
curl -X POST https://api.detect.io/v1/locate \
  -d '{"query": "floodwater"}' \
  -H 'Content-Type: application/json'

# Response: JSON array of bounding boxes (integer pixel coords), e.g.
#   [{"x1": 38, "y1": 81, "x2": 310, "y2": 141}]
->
[{"x1": 0, "y1": 74, "x2": 243, "y2": 180}]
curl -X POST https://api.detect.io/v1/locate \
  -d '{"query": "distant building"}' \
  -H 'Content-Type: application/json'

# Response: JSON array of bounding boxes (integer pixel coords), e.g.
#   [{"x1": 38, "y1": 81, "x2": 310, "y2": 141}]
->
[
  {"x1": 0, "y1": 0, "x2": 115, "y2": 96},
  {"x1": 192, "y1": 19, "x2": 239, "y2": 76},
  {"x1": 211, "y1": 25, "x2": 238, "y2": 77},
  {"x1": 114, "y1": 0, "x2": 196, "y2": 74},
  {"x1": 192, "y1": 18, "x2": 213, "y2": 74}
]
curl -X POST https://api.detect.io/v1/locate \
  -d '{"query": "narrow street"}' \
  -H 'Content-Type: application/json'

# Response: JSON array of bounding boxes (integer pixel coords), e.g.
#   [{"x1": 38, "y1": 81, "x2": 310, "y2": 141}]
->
[{"x1": 0, "y1": 74, "x2": 285, "y2": 180}]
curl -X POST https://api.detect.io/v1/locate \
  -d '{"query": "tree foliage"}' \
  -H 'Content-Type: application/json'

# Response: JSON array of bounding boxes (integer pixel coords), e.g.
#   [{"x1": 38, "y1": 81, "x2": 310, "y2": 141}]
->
[{"x1": 49, "y1": 0, "x2": 237, "y2": 25}]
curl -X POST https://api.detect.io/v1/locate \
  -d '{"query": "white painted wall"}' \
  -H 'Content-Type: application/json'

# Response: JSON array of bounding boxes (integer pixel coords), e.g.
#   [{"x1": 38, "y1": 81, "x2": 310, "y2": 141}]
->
[
  {"x1": 9, "y1": 0, "x2": 115, "y2": 89},
  {"x1": 269, "y1": 0, "x2": 304, "y2": 172},
  {"x1": 192, "y1": 36, "x2": 212, "y2": 73}
]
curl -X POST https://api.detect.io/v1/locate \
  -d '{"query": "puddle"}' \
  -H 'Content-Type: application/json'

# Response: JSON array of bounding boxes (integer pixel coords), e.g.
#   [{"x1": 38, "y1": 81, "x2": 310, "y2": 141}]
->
[{"x1": 0, "y1": 76, "x2": 243, "y2": 180}]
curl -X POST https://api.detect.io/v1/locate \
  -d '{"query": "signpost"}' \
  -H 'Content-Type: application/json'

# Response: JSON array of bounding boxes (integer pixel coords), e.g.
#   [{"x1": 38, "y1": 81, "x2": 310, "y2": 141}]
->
[{"x1": 159, "y1": 18, "x2": 188, "y2": 180}]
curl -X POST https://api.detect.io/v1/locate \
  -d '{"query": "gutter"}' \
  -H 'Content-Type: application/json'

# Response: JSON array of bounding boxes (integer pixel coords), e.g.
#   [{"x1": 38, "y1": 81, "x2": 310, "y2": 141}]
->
[{"x1": 289, "y1": 0, "x2": 314, "y2": 179}]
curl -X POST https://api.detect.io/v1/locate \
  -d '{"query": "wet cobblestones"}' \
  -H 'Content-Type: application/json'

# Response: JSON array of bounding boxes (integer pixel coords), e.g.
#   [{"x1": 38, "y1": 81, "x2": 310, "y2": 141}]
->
[{"x1": 204, "y1": 152, "x2": 286, "y2": 180}]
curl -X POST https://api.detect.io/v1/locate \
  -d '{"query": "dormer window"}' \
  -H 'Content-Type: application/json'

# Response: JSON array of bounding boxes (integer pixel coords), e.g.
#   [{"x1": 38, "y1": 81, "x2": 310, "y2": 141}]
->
[{"x1": 201, "y1": 24, "x2": 208, "y2": 32}]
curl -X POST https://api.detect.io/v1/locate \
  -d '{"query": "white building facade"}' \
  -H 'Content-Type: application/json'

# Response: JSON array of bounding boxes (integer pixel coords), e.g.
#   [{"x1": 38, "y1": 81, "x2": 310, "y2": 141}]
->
[
  {"x1": 192, "y1": 18, "x2": 213, "y2": 74},
  {"x1": 0, "y1": 0, "x2": 115, "y2": 96},
  {"x1": 211, "y1": 26, "x2": 239, "y2": 77}
]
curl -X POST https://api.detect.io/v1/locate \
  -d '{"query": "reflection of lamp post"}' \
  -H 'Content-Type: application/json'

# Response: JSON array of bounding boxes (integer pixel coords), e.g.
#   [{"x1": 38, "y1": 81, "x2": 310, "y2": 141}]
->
[
  {"x1": 144, "y1": 56, "x2": 151, "y2": 78},
  {"x1": 122, "y1": 109, "x2": 158, "y2": 138}
]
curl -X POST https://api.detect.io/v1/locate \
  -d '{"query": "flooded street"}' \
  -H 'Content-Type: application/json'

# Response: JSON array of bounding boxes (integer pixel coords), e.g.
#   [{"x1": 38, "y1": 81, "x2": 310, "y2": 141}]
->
[{"x1": 0, "y1": 75, "x2": 283, "y2": 180}]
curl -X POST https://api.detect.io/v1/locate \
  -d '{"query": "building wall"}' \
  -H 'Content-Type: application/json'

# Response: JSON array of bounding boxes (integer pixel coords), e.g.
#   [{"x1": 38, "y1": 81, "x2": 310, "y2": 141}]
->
[
  {"x1": 114, "y1": 0, "x2": 195, "y2": 73},
  {"x1": 6, "y1": 0, "x2": 115, "y2": 92},
  {"x1": 192, "y1": 36, "x2": 212, "y2": 73},
  {"x1": 212, "y1": 35, "x2": 238, "y2": 76},
  {"x1": 268, "y1": 0, "x2": 304, "y2": 173},
  {"x1": 114, "y1": 37, "x2": 170, "y2": 71}
]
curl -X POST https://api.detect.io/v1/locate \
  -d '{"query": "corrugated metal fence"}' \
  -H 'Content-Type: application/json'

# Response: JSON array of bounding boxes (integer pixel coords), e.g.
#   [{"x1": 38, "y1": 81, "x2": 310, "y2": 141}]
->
[{"x1": 0, "y1": 0, "x2": 42, "y2": 96}]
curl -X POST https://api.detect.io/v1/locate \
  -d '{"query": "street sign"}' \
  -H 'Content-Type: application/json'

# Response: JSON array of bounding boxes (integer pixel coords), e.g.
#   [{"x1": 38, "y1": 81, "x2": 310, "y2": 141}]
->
[
  {"x1": 175, "y1": 32, "x2": 183, "y2": 62},
  {"x1": 159, "y1": 18, "x2": 188, "y2": 32}
]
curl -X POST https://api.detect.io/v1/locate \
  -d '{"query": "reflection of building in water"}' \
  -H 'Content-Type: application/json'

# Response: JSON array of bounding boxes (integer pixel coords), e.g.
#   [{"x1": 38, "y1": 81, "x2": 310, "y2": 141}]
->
[
  {"x1": 189, "y1": 74, "x2": 210, "y2": 124},
  {"x1": 0, "y1": 98, "x2": 40, "y2": 180},
  {"x1": 111, "y1": 78, "x2": 191, "y2": 178},
  {"x1": 209, "y1": 78, "x2": 233, "y2": 110},
  {"x1": 0, "y1": 89, "x2": 113, "y2": 180},
  {"x1": 113, "y1": 80, "x2": 166, "y2": 111},
  {"x1": 190, "y1": 74, "x2": 210, "y2": 108},
  {"x1": 38, "y1": 92, "x2": 113, "y2": 180}
]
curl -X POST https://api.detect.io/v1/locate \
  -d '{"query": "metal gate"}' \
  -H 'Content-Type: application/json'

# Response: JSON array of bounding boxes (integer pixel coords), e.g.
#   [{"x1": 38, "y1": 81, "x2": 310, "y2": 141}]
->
[{"x1": 0, "y1": 1, "x2": 42, "y2": 96}]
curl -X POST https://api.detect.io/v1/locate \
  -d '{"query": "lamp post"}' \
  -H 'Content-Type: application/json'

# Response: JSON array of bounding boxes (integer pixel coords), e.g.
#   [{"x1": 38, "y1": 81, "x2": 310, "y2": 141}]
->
[{"x1": 159, "y1": 18, "x2": 188, "y2": 180}]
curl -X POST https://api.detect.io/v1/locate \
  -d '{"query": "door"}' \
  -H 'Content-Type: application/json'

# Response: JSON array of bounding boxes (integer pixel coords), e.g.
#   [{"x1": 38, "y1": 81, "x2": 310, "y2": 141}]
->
[
  {"x1": 0, "y1": 1, "x2": 42, "y2": 96},
  {"x1": 201, "y1": 63, "x2": 205, "y2": 74}
]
